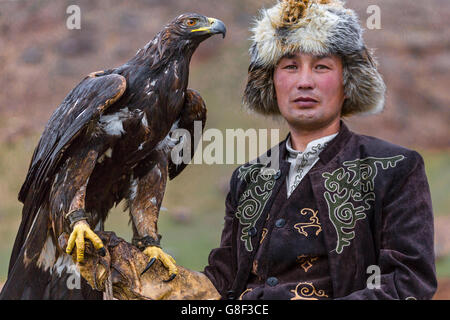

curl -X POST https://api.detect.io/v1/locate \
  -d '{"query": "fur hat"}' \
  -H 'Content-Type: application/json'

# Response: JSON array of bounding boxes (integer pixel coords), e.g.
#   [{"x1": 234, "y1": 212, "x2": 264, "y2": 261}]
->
[{"x1": 243, "y1": 0, "x2": 386, "y2": 117}]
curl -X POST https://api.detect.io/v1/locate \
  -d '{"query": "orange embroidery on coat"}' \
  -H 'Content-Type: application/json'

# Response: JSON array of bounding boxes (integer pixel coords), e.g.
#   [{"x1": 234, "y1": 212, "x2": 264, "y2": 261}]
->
[
  {"x1": 260, "y1": 228, "x2": 268, "y2": 244},
  {"x1": 296, "y1": 255, "x2": 319, "y2": 272},
  {"x1": 239, "y1": 288, "x2": 253, "y2": 300},
  {"x1": 290, "y1": 282, "x2": 328, "y2": 300},
  {"x1": 294, "y1": 208, "x2": 322, "y2": 237}
]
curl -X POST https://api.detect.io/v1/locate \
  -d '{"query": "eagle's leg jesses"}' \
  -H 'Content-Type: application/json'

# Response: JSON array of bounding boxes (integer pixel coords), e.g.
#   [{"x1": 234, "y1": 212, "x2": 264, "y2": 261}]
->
[
  {"x1": 129, "y1": 150, "x2": 177, "y2": 281},
  {"x1": 57, "y1": 149, "x2": 105, "y2": 262}
]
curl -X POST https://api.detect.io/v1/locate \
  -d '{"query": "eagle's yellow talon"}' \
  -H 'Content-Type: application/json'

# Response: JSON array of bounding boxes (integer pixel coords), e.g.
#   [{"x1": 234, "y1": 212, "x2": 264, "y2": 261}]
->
[
  {"x1": 142, "y1": 246, "x2": 178, "y2": 281},
  {"x1": 65, "y1": 220, "x2": 104, "y2": 263}
]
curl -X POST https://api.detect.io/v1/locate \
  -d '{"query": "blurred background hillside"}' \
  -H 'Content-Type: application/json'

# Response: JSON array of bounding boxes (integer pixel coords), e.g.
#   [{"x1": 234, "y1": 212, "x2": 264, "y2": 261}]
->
[{"x1": 0, "y1": 0, "x2": 449, "y2": 298}]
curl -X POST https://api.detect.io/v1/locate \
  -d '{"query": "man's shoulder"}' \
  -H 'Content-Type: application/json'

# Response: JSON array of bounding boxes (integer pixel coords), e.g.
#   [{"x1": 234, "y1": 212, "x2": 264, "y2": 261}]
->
[
  {"x1": 348, "y1": 132, "x2": 425, "y2": 173},
  {"x1": 353, "y1": 133, "x2": 422, "y2": 159}
]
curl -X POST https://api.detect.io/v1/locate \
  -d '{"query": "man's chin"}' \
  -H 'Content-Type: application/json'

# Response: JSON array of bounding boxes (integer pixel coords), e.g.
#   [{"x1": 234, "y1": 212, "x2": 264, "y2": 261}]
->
[
  {"x1": 285, "y1": 112, "x2": 340, "y2": 132},
  {"x1": 286, "y1": 110, "x2": 320, "y2": 127}
]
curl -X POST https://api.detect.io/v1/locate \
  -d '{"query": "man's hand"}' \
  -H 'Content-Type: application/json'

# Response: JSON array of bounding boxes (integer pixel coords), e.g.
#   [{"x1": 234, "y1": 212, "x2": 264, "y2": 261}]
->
[
  {"x1": 66, "y1": 220, "x2": 105, "y2": 262},
  {"x1": 141, "y1": 246, "x2": 178, "y2": 282}
]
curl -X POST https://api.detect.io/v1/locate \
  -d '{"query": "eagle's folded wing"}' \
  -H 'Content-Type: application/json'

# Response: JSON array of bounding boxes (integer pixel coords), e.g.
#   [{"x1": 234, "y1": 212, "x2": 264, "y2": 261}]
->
[
  {"x1": 10, "y1": 73, "x2": 126, "y2": 271},
  {"x1": 168, "y1": 89, "x2": 206, "y2": 180},
  {"x1": 19, "y1": 73, "x2": 126, "y2": 203}
]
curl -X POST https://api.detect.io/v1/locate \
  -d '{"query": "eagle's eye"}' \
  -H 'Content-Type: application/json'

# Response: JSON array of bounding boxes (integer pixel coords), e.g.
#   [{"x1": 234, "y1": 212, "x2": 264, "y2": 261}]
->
[{"x1": 185, "y1": 19, "x2": 198, "y2": 27}]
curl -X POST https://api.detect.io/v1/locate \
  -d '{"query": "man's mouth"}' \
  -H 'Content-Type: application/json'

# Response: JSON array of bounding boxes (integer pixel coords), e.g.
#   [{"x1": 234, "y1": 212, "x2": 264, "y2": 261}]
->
[
  {"x1": 293, "y1": 96, "x2": 319, "y2": 107},
  {"x1": 293, "y1": 96, "x2": 318, "y2": 103}
]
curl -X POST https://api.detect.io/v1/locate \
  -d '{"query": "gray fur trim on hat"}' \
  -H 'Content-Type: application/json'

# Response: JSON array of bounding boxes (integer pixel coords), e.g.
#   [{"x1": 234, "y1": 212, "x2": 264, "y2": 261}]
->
[{"x1": 243, "y1": 0, "x2": 386, "y2": 116}]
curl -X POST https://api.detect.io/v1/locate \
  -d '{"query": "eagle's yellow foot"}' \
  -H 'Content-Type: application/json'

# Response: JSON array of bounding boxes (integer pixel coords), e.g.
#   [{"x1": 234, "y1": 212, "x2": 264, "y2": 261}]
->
[
  {"x1": 66, "y1": 220, "x2": 106, "y2": 262},
  {"x1": 141, "y1": 246, "x2": 178, "y2": 282}
]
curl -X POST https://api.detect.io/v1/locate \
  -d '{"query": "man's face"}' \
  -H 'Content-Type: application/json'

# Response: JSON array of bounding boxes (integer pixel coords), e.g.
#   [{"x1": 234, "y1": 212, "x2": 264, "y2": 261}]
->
[{"x1": 273, "y1": 52, "x2": 346, "y2": 131}]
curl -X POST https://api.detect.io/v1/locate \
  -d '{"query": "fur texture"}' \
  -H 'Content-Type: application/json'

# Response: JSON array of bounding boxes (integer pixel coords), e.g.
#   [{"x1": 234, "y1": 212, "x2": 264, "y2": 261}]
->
[{"x1": 243, "y1": 0, "x2": 386, "y2": 116}]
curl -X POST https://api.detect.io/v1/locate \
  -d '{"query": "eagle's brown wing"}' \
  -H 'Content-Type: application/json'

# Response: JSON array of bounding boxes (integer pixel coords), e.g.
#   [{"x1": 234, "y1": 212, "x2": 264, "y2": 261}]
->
[
  {"x1": 10, "y1": 73, "x2": 126, "y2": 275},
  {"x1": 168, "y1": 89, "x2": 206, "y2": 180},
  {"x1": 19, "y1": 72, "x2": 126, "y2": 203}
]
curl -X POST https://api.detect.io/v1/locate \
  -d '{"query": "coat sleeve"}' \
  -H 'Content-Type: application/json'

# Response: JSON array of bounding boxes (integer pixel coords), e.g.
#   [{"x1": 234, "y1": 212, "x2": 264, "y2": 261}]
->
[
  {"x1": 203, "y1": 168, "x2": 240, "y2": 298},
  {"x1": 337, "y1": 151, "x2": 437, "y2": 300}
]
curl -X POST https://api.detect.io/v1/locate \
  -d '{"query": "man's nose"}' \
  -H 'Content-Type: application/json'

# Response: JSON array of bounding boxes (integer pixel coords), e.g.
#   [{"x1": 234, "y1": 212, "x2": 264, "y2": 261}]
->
[{"x1": 296, "y1": 68, "x2": 315, "y2": 89}]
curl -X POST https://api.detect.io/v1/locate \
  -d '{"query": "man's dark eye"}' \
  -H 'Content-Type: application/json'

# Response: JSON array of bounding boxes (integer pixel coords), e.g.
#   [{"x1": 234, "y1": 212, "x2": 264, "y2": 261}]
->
[
  {"x1": 316, "y1": 64, "x2": 330, "y2": 70},
  {"x1": 186, "y1": 19, "x2": 197, "y2": 27}
]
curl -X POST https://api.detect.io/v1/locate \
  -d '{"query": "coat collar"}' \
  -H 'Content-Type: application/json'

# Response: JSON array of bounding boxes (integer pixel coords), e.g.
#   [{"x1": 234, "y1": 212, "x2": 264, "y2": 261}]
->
[
  {"x1": 318, "y1": 121, "x2": 353, "y2": 165},
  {"x1": 276, "y1": 120, "x2": 353, "y2": 169}
]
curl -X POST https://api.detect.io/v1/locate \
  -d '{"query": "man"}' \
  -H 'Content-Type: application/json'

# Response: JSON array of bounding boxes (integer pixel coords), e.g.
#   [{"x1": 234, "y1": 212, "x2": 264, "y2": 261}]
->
[
  {"x1": 202, "y1": 0, "x2": 437, "y2": 300},
  {"x1": 63, "y1": 0, "x2": 437, "y2": 300}
]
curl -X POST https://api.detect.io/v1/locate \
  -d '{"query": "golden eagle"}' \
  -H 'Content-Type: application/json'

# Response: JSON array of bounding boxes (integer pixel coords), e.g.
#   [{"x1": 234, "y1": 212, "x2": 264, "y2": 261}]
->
[{"x1": 0, "y1": 13, "x2": 226, "y2": 299}]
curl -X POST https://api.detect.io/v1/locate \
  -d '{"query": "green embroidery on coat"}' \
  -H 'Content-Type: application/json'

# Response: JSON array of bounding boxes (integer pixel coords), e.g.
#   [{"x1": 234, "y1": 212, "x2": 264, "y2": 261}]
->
[
  {"x1": 235, "y1": 164, "x2": 277, "y2": 252},
  {"x1": 322, "y1": 155, "x2": 405, "y2": 254}
]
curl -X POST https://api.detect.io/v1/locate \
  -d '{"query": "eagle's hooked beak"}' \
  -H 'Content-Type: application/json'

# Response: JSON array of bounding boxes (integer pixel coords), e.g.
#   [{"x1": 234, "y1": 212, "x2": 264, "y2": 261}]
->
[
  {"x1": 191, "y1": 17, "x2": 227, "y2": 38},
  {"x1": 208, "y1": 18, "x2": 227, "y2": 38}
]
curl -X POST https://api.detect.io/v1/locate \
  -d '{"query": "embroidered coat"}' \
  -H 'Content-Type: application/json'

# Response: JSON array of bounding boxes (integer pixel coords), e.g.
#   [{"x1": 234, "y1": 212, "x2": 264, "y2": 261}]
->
[{"x1": 203, "y1": 122, "x2": 437, "y2": 300}]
